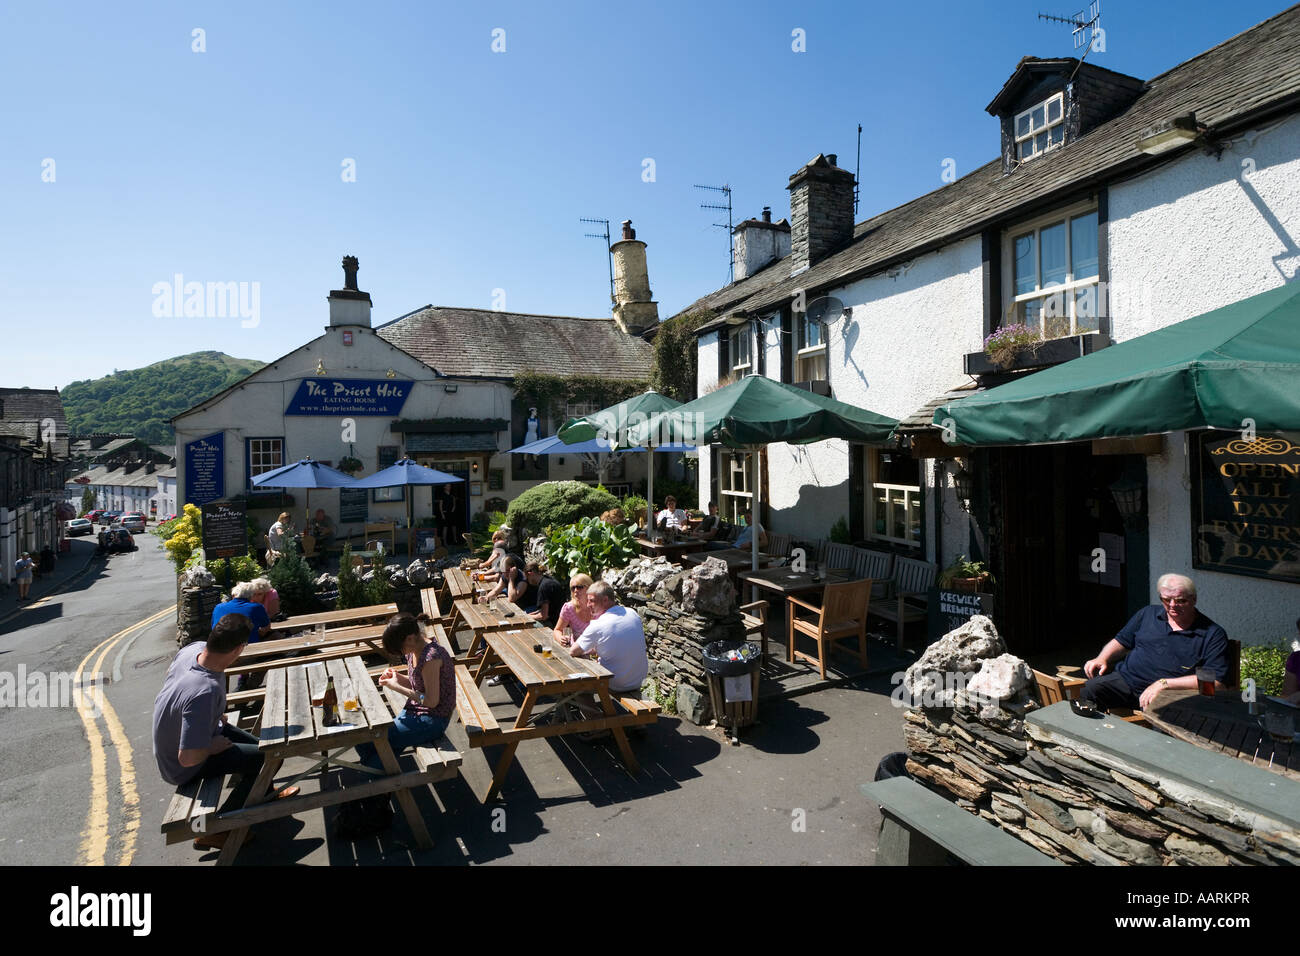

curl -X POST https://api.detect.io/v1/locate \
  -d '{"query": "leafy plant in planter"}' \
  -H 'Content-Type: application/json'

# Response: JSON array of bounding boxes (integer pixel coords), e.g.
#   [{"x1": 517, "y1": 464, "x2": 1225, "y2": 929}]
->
[
  {"x1": 983, "y1": 324, "x2": 1042, "y2": 370},
  {"x1": 830, "y1": 516, "x2": 851, "y2": 544},
  {"x1": 338, "y1": 455, "x2": 364, "y2": 475},
  {"x1": 1240, "y1": 641, "x2": 1292, "y2": 697},
  {"x1": 938, "y1": 554, "x2": 995, "y2": 592},
  {"x1": 336, "y1": 544, "x2": 368, "y2": 609},
  {"x1": 543, "y1": 517, "x2": 637, "y2": 582}
]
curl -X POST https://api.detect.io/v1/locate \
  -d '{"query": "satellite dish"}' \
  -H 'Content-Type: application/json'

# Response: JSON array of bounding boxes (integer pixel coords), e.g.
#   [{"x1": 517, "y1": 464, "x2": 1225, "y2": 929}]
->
[{"x1": 804, "y1": 296, "x2": 844, "y2": 330}]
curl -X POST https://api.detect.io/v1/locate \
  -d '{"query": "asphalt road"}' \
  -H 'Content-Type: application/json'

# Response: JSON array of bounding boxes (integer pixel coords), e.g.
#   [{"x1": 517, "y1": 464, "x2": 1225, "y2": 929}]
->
[{"x1": 1, "y1": 533, "x2": 907, "y2": 867}]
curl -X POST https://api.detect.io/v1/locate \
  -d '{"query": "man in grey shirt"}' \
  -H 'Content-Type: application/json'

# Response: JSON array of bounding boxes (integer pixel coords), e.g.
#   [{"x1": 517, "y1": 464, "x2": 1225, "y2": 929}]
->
[{"x1": 152, "y1": 614, "x2": 296, "y2": 850}]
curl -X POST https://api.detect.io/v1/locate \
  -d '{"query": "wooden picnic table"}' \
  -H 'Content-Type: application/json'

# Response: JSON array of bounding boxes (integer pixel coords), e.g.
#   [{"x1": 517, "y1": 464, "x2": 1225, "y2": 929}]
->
[
  {"x1": 635, "y1": 536, "x2": 706, "y2": 559},
  {"x1": 227, "y1": 624, "x2": 389, "y2": 677},
  {"x1": 166, "y1": 655, "x2": 461, "y2": 865},
  {"x1": 268, "y1": 602, "x2": 398, "y2": 633},
  {"x1": 444, "y1": 567, "x2": 476, "y2": 602},
  {"x1": 463, "y1": 626, "x2": 659, "y2": 801},
  {"x1": 1144, "y1": 687, "x2": 1300, "y2": 781},
  {"x1": 450, "y1": 597, "x2": 533, "y2": 658}
]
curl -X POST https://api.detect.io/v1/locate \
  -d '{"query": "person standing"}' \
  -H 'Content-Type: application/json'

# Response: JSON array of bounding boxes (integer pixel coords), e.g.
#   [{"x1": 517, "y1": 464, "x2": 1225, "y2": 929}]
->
[
  {"x1": 438, "y1": 485, "x2": 459, "y2": 548},
  {"x1": 14, "y1": 551, "x2": 34, "y2": 601}
]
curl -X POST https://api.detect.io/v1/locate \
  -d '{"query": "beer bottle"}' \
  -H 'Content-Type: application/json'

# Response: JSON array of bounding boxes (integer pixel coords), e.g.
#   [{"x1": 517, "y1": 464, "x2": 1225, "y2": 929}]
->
[{"x1": 321, "y1": 676, "x2": 338, "y2": 726}]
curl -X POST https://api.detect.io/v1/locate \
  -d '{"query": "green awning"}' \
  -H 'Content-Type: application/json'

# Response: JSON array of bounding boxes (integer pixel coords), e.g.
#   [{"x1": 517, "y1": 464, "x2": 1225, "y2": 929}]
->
[{"x1": 934, "y1": 282, "x2": 1300, "y2": 446}]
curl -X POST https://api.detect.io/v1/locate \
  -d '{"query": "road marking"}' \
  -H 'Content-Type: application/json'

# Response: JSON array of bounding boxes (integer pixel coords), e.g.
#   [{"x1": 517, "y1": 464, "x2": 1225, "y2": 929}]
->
[{"x1": 74, "y1": 606, "x2": 172, "y2": 866}]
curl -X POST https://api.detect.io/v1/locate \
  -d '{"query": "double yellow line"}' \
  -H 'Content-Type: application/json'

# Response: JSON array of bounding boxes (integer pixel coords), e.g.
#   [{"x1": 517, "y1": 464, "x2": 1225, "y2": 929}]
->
[{"x1": 73, "y1": 606, "x2": 172, "y2": 867}]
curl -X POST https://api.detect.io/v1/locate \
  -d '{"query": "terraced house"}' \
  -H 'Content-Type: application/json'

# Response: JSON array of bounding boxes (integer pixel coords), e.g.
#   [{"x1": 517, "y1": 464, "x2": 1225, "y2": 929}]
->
[{"x1": 687, "y1": 7, "x2": 1300, "y2": 656}]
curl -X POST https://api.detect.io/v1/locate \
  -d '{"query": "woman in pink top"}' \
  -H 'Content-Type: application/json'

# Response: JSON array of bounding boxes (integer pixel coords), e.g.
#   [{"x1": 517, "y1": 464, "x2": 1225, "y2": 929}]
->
[{"x1": 556, "y1": 573, "x2": 594, "y2": 647}]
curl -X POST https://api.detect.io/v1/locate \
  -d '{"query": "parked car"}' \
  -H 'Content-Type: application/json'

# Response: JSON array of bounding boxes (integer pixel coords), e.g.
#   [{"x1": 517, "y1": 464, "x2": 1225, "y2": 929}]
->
[
  {"x1": 99, "y1": 511, "x2": 122, "y2": 527},
  {"x1": 66, "y1": 518, "x2": 94, "y2": 537},
  {"x1": 118, "y1": 513, "x2": 147, "y2": 533},
  {"x1": 84, "y1": 509, "x2": 107, "y2": 524},
  {"x1": 158, "y1": 513, "x2": 177, "y2": 523}
]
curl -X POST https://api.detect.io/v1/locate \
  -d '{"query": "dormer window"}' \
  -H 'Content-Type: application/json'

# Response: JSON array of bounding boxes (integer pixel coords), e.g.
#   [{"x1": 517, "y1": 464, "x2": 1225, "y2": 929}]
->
[{"x1": 1015, "y1": 92, "x2": 1065, "y2": 161}]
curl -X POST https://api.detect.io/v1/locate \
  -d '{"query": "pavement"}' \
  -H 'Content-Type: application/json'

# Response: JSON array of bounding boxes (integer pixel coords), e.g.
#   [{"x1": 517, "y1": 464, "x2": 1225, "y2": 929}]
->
[{"x1": 0, "y1": 537, "x2": 103, "y2": 635}]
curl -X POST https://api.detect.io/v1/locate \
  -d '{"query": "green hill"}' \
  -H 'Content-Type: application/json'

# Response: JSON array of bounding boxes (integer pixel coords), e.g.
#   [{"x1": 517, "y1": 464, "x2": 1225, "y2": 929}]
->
[{"x1": 62, "y1": 351, "x2": 265, "y2": 445}]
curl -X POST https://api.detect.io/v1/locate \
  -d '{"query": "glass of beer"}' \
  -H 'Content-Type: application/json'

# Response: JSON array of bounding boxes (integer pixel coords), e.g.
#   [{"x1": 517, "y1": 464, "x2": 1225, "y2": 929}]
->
[
  {"x1": 1196, "y1": 668, "x2": 1216, "y2": 696},
  {"x1": 341, "y1": 680, "x2": 361, "y2": 713},
  {"x1": 541, "y1": 643, "x2": 553, "y2": 659}
]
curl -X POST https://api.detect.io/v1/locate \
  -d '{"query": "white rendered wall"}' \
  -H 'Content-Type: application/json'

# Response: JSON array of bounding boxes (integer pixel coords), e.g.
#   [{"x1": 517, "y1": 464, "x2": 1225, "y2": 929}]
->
[
  {"x1": 762, "y1": 239, "x2": 983, "y2": 546},
  {"x1": 1110, "y1": 114, "x2": 1300, "y2": 644},
  {"x1": 695, "y1": 332, "x2": 720, "y2": 505}
]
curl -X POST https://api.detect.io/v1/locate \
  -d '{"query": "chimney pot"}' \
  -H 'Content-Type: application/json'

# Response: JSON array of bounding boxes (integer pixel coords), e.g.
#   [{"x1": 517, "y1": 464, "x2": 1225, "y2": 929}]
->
[
  {"x1": 621, "y1": 220, "x2": 635, "y2": 241},
  {"x1": 342, "y1": 255, "x2": 359, "y2": 290},
  {"x1": 827, "y1": 154, "x2": 838, "y2": 167},
  {"x1": 762, "y1": 206, "x2": 771, "y2": 222}
]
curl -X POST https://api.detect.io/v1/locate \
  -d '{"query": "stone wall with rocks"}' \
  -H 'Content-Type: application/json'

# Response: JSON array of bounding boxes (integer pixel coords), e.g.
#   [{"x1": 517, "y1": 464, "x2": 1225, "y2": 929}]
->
[
  {"x1": 901, "y1": 615, "x2": 1299, "y2": 866},
  {"x1": 176, "y1": 567, "x2": 221, "y2": 647},
  {"x1": 602, "y1": 556, "x2": 744, "y2": 725}
]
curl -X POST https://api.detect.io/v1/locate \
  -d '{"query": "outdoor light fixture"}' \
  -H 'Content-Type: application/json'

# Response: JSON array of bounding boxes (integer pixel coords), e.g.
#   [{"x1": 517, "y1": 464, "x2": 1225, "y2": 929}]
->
[
  {"x1": 385, "y1": 368, "x2": 396, "y2": 378},
  {"x1": 472, "y1": 461, "x2": 479, "y2": 473},
  {"x1": 953, "y1": 465, "x2": 974, "y2": 512},
  {"x1": 1109, "y1": 477, "x2": 1145, "y2": 526},
  {"x1": 443, "y1": 384, "x2": 458, "y2": 393},
  {"x1": 1135, "y1": 113, "x2": 1200, "y2": 155},
  {"x1": 315, "y1": 359, "x2": 326, "y2": 375}
]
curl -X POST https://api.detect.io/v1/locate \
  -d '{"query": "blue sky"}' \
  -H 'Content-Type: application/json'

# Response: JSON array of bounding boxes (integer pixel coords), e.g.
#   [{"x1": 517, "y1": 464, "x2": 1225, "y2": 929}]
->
[{"x1": 2, "y1": 0, "x2": 1290, "y2": 389}]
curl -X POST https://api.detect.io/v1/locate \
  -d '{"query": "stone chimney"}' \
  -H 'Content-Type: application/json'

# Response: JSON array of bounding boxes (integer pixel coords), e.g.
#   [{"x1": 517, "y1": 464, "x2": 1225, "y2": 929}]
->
[
  {"x1": 328, "y1": 254, "x2": 373, "y2": 328},
  {"x1": 610, "y1": 220, "x2": 659, "y2": 335},
  {"x1": 787, "y1": 153, "x2": 856, "y2": 275},
  {"x1": 732, "y1": 206, "x2": 791, "y2": 282}
]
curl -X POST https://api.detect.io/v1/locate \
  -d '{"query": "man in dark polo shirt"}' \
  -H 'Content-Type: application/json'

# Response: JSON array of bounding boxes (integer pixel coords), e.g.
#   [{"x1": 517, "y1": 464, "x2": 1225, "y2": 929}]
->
[{"x1": 1082, "y1": 573, "x2": 1228, "y2": 711}]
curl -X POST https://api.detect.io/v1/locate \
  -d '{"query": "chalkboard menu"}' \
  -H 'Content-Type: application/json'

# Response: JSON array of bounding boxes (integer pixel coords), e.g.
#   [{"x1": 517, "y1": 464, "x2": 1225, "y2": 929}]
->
[
  {"x1": 201, "y1": 501, "x2": 247, "y2": 560},
  {"x1": 339, "y1": 487, "x2": 368, "y2": 524},
  {"x1": 927, "y1": 587, "x2": 995, "y2": 642},
  {"x1": 185, "y1": 432, "x2": 225, "y2": 506}
]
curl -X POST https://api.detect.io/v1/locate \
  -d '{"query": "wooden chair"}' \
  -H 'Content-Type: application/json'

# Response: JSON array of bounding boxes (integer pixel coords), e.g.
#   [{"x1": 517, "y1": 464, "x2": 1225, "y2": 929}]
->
[
  {"x1": 787, "y1": 579, "x2": 871, "y2": 679},
  {"x1": 364, "y1": 521, "x2": 396, "y2": 554},
  {"x1": 739, "y1": 599, "x2": 769, "y2": 659},
  {"x1": 1032, "y1": 669, "x2": 1085, "y2": 706},
  {"x1": 766, "y1": 533, "x2": 792, "y2": 558}
]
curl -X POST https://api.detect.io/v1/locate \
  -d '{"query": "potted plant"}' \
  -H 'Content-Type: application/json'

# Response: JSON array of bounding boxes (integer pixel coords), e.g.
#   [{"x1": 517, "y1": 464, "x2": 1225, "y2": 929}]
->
[
  {"x1": 338, "y1": 455, "x2": 364, "y2": 475},
  {"x1": 938, "y1": 554, "x2": 994, "y2": 593},
  {"x1": 981, "y1": 324, "x2": 1042, "y2": 370}
]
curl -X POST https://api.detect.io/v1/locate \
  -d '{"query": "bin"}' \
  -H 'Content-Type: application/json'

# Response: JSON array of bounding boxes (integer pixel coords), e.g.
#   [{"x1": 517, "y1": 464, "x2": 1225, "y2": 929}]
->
[{"x1": 701, "y1": 640, "x2": 762, "y2": 731}]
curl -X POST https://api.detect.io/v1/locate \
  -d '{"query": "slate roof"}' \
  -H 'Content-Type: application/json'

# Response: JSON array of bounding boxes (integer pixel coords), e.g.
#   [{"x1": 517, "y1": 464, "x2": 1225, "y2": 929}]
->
[
  {"x1": 896, "y1": 382, "x2": 985, "y2": 431},
  {"x1": 376, "y1": 306, "x2": 654, "y2": 382},
  {"x1": 677, "y1": 5, "x2": 1300, "y2": 326},
  {"x1": 68, "y1": 465, "x2": 164, "y2": 489},
  {"x1": 0, "y1": 387, "x2": 69, "y2": 456}
]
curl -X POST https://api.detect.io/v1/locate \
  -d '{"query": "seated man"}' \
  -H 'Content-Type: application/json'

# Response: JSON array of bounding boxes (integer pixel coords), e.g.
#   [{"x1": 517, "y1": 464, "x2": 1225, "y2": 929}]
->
[
  {"x1": 472, "y1": 530, "x2": 509, "y2": 582},
  {"x1": 1082, "y1": 573, "x2": 1228, "y2": 711},
  {"x1": 309, "y1": 508, "x2": 335, "y2": 549},
  {"x1": 733, "y1": 508, "x2": 767, "y2": 551},
  {"x1": 690, "y1": 501, "x2": 723, "y2": 540},
  {"x1": 655, "y1": 496, "x2": 688, "y2": 533},
  {"x1": 211, "y1": 580, "x2": 274, "y2": 642},
  {"x1": 151, "y1": 613, "x2": 297, "y2": 851},
  {"x1": 525, "y1": 563, "x2": 566, "y2": 628},
  {"x1": 484, "y1": 553, "x2": 527, "y2": 603},
  {"x1": 567, "y1": 581, "x2": 649, "y2": 697}
]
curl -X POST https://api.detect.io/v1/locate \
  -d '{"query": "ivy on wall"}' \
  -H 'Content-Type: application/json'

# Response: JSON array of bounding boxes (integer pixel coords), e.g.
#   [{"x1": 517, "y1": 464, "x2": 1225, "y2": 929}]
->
[
  {"x1": 650, "y1": 309, "x2": 716, "y2": 402},
  {"x1": 512, "y1": 371, "x2": 649, "y2": 423}
]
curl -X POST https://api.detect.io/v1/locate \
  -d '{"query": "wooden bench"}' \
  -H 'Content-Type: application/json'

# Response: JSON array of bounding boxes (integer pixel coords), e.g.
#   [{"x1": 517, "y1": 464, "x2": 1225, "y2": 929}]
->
[
  {"x1": 860, "y1": 776, "x2": 1060, "y2": 866},
  {"x1": 454, "y1": 664, "x2": 501, "y2": 742},
  {"x1": 868, "y1": 556, "x2": 936, "y2": 648},
  {"x1": 161, "y1": 775, "x2": 227, "y2": 845},
  {"x1": 853, "y1": 548, "x2": 895, "y2": 601}
]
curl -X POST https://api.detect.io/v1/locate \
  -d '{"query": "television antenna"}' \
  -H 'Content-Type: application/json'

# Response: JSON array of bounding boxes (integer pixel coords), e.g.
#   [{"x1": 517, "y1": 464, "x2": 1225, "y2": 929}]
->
[
  {"x1": 1039, "y1": 1, "x2": 1102, "y2": 72},
  {"x1": 695, "y1": 183, "x2": 734, "y2": 284},
  {"x1": 580, "y1": 217, "x2": 614, "y2": 305},
  {"x1": 855, "y1": 124, "x2": 863, "y2": 216}
]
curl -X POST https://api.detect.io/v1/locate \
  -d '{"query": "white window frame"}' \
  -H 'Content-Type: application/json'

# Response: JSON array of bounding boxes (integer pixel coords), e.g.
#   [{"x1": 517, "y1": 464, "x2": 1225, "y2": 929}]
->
[
  {"x1": 247, "y1": 437, "x2": 284, "y2": 491},
  {"x1": 564, "y1": 401, "x2": 600, "y2": 420},
  {"x1": 867, "y1": 451, "x2": 921, "y2": 548},
  {"x1": 730, "y1": 325, "x2": 752, "y2": 374},
  {"x1": 719, "y1": 450, "x2": 752, "y2": 525},
  {"x1": 795, "y1": 312, "x2": 828, "y2": 381},
  {"x1": 1002, "y1": 200, "x2": 1101, "y2": 338},
  {"x1": 1014, "y1": 92, "x2": 1065, "y2": 162}
]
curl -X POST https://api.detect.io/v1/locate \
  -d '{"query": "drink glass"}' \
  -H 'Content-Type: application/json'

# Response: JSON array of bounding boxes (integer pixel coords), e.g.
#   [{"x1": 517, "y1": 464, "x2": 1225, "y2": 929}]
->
[
  {"x1": 341, "y1": 680, "x2": 360, "y2": 713},
  {"x1": 541, "y1": 643, "x2": 553, "y2": 659},
  {"x1": 1196, "y1": 668, "x2": 1215, "y2": 696}
]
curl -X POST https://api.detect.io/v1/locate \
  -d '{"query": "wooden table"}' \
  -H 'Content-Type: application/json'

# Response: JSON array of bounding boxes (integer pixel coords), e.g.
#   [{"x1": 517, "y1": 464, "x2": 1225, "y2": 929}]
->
[
  {"x1": 444, "y1": 568, "x2": 476, "y2": 602},
  {"x1": 682, "y1": 549, "x2": 773, "y2": 572},
  {"x1": 466, "y1": 626, "x2": 659, "y2": 801},
  {"x1": 179, "y1": 655, "x2": 461, "y2": 864},
  {"x1": 635, "y1": 536, "x2": 706, "y2": 559},
  {"x1": 227, "y1": 624, "x2": 390, "y2": 678},
  {"x1": 268, "y1": 602, "x2": 398, "y2": 633},
  {"x1": 450, "y1": 598, "x2": 533, "y2": 658},
  {"x1": 1144, "y1": 688, "x2": 1299, "y2": 781}
]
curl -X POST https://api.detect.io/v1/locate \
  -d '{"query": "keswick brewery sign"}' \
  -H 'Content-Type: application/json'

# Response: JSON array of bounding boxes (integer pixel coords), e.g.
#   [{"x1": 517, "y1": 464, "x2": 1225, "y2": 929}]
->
[{"x1": 286, "y1": 378, "x2": 412, "y2": 416}]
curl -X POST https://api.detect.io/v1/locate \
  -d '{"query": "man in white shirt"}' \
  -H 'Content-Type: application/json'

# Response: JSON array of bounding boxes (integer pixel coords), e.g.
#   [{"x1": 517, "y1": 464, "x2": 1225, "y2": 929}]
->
[
  {"x1": 655, "y1": 496, "x2": 687, "y2": 534},
  {"x1": 568, "y1": 581, "x2": 649, "y2": 695}
]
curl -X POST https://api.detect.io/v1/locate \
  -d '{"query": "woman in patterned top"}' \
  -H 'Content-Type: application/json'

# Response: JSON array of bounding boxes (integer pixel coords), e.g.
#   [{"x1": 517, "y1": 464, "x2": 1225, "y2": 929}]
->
[
  {"x1": 356, "y1": 613, "x2": 456, "y2": 769},
  {"x1": 555, "y1": 573, "x2": 594, "y2": 647}
]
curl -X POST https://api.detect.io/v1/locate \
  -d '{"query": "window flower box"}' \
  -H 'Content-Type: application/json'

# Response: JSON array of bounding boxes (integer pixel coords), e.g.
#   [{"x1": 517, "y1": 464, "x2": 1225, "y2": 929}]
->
[{"x1": 964, "y1": 331, "x2": 1110, "y2": 375}]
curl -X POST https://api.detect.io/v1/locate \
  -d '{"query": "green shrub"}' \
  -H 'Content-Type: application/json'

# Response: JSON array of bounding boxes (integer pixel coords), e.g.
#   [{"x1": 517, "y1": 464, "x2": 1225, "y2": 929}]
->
[
  {"x1": 1241, "y1": 641, "x2": 1292, "y2": 698},
  {"x1": 487, "y1": 511, "x2": 508, "y2": 532},
  {"x1": 206, "y1": 553, "x2": 261, "y2": 588},
  {"x1": 620, "y1": 494, "x2": 648, "y2": 526},
  {"x1": 364, "y1": 555, "x2": 393, "y2": 605},
  {"x1": 267, "y1": 541, "x2": 319, "y2": 617},
  {"x1": 830, "y1": 516, "x2": 851, "y2": 544},
  {"x1": 654, "y1": 477, "x2": 697, "y2": 510},
  {"x1": 506, "y1": 481, "x2": 619, "y2": 536},
  {"x1": 155, "y1": 515, "x2": 182, "y2": 540},
  {"x1": 336, "y1": 544, "x2": 368, "y2": 609},
  {"x1": 543, "y1": 516, "x2": 638, "y2": 582}
]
